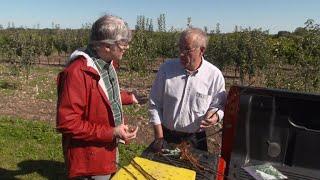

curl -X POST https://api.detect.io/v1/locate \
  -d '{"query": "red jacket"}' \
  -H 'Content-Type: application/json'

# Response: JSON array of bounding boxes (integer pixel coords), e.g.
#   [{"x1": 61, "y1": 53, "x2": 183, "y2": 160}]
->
[{"x1": 56, "y1": 55, "x2": 133, "y2": 178}]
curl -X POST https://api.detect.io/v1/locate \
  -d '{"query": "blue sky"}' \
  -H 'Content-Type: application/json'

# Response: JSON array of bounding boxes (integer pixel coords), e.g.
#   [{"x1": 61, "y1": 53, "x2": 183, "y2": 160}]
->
[{"x1": 0, "y1": 0, "x2": 319, "y2": 34}]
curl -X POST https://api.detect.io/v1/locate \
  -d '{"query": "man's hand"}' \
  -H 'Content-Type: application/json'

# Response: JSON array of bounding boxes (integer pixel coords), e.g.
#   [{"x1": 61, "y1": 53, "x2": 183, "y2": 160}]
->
[
  {"x1": 200, "y1": 109, "x2": 219, "y2": 128},
  {"x1": 114, "y1": 124, "x2": 139, "y2": 141},
  {"x1": 151, "y1": 138, "x2": 168, "y2": 152},
  {"x1": 151, "y1": 124, "x2": 166, "y2": 152}
]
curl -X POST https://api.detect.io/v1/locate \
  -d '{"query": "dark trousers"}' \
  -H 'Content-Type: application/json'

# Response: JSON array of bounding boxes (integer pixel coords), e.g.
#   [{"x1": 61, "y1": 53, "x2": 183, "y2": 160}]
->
[{"x1": 162, "y1": 125, "x2": 208, "y2": 151}]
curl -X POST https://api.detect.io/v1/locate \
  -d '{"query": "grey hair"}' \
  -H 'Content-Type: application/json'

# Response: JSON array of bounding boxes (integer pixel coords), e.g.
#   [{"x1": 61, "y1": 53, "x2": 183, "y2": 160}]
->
[
  {"x1": 89, "y1": 15, "x2": 132, "y2": 45},
  {"x1": 179, "y1": 27, "x2": 208, "y2": 48}
]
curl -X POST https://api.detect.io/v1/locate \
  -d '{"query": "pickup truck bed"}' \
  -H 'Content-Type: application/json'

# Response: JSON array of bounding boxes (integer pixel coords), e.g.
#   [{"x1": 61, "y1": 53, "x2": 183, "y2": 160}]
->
[{"x1": 218, "y1": 86, "x2": 320, "y2": 180}]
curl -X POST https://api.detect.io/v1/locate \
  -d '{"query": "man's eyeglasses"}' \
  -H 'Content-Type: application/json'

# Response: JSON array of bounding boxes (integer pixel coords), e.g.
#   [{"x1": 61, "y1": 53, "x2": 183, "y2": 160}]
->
[{"x1": 179, "y1": 47, "x2": 199, "y2": 56}]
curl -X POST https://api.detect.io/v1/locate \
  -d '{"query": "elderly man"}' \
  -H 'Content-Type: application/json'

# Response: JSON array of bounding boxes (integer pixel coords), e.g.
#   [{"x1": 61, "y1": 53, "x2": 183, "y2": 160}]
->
[
  {"x1": 149, "y1": 27, "x2": 226, "y2": 151},
  {"x1": 56, "y1": 15, "x2": 138, "y2": 179}
]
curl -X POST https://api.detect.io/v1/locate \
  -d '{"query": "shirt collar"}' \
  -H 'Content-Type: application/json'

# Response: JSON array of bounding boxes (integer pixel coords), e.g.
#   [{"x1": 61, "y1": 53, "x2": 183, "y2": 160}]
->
[
  {"x1": 86, "y1": 46, "x2": 111, "y2": 69},
  {"x1": 184, "y1": 56, "x2": 205, "y2": 76}
]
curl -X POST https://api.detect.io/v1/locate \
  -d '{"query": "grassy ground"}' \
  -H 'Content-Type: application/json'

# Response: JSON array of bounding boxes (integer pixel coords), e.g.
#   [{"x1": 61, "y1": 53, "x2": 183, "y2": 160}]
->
[
  {"x1": 0, "y1": 116, "x2": 146, "y2": 179},
  {"x1": 0, "y1": 116, "x2": 65, "y2": 179}
]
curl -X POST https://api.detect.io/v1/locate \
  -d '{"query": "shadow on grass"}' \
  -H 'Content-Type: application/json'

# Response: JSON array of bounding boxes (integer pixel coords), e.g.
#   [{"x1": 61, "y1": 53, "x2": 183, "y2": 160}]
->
[{"x1": 0, "y1": 160, "x2": 66, "y2": 180}]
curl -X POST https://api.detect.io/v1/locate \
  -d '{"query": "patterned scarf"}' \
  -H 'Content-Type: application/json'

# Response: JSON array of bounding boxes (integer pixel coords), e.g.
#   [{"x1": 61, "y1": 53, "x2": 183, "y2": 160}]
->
[{"x1": 85, "y1": 47, "x2": 123, "y2": 126}]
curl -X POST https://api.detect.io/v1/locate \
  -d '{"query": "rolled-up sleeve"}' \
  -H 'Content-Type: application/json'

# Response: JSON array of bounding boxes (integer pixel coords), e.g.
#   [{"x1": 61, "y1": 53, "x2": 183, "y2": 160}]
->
[
  {"x1": 209, "y1": 70, "x2": 227, "y2": 121},
  {"x1": 149, "y1": 67, "x2": 165, "y2": 125}
]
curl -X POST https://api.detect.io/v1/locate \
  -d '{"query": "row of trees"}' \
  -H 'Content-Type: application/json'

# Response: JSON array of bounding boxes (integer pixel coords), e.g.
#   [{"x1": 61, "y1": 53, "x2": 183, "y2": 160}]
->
[
  {"x1": 135, "y1": 13, "x2": 166, "y2": 32},
  {"x1": 0, "y1": 28, "x2": 89, "y2": 78},
  {"x1": 0, "y1": 19, "x2": 319, "y2": 92},
  {"x1": 125, "y1": 19, "x2": 320, "y2": 93}
]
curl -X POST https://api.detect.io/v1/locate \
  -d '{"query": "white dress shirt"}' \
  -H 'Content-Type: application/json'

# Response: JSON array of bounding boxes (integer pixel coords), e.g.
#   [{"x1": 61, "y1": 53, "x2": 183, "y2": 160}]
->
[{"x1": 149, "y1": 58, "x2": 227, "y2": 133}]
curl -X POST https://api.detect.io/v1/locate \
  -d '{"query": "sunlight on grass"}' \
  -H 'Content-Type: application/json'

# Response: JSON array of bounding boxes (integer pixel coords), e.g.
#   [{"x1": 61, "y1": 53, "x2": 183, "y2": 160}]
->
[
  {"x1": 0, "y1": 116, "x2": 65, "y2": 179},
  {"x1": 30, "y1": 66, "x2": 62, "y2": 101},
  {"x1": 0, "y1": 116, "x2": 147, "y2": 179}
]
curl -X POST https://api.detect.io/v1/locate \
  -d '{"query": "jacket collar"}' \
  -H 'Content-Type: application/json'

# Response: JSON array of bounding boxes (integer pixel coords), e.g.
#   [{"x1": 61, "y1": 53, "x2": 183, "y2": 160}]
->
[{"x1": 68, "y1": 49, "x2": 110, "y2": 101}]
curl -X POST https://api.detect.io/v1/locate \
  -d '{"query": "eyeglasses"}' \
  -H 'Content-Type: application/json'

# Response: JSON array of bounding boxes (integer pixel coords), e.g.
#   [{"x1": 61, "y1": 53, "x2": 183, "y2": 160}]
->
[
  {"x1": 179, "y1": 47, "x2": 199, "y2": 56},
  {"x1": 115, "y1": 40, "x2": 130, "y2": 50},
  {"x1": 97, "y1": 39, "x2": 130, "y2": 51}
]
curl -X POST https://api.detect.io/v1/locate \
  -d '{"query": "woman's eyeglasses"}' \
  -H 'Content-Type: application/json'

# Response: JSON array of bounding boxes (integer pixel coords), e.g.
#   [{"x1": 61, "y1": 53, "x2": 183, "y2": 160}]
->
[{"x1": 115, "y1": 40, "x2": 130, "y2": 50}]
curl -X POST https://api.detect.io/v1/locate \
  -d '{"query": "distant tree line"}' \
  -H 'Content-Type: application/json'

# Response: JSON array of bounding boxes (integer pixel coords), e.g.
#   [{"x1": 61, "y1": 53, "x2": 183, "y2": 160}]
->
[{"x1": 0, "y1": 16, "x2": 319, "y2": 92}]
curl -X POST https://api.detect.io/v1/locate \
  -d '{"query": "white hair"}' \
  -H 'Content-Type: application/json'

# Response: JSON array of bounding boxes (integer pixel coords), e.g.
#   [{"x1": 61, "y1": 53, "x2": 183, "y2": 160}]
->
[{"x1": 89, "y1": 15, "x2": 131, "y2": 45}]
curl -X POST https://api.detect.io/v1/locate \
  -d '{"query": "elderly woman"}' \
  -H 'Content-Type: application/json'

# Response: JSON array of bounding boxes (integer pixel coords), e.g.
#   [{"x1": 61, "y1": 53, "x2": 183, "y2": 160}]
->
[{"x1": 56, "y1": 15, "x2": 138, "y2": 179}]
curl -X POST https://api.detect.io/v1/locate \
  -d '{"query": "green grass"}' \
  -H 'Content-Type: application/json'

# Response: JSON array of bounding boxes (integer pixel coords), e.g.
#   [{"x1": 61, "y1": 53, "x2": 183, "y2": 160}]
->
[
  {"x1": 118, "y1": 143, "x2": 147, "y2": 166},
  {"x1": 0, "y1": 64, "x2": 61, "y2": 101},
  {"x1": 0, "y1": 64, "x2": 20, "y2": 95},
  {"x1": 123, "y1": 104, "x2": 148, "y2": 119},
  {"x1": 0, "y1": 116, "x2": 65, "y2": 179},
  {"x1": 0, "y1": 79, "x2": 19, "y2": 95},
  {"x1": 29, "y1": 66, "x2": 62, "y2": 101},
  {"x1": 32, "y1": 66, "x2": 62, "y2": 75},
  {"x1": 0, "y1": 116, "x2": 146, "y2": 179}
]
